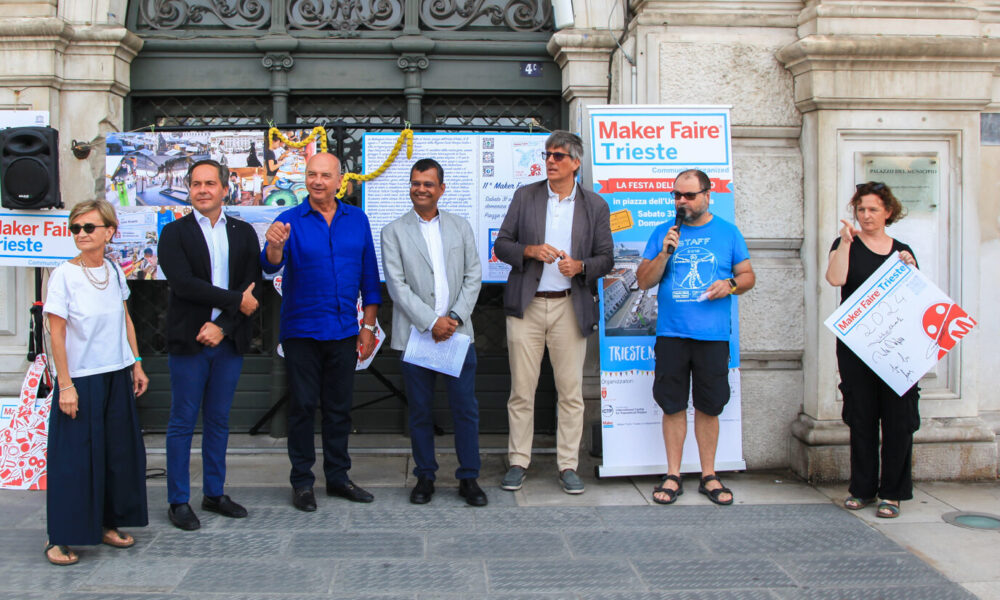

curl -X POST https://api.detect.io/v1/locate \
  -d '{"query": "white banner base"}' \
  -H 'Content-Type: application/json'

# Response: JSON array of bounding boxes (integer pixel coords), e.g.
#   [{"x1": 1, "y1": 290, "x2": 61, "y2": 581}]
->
[{"x1": 598, "y1": 459, "x2": 747, "y2": 479}]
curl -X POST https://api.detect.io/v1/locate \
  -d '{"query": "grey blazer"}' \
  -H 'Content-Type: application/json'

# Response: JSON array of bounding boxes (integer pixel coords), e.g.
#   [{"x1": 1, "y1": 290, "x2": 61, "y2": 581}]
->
[
  {"x1": 493, "y1": 179, "x2": 614, "y2": 336},
  {"x1": 381, "y1": 208, "x2": 482, "y2": 351}
]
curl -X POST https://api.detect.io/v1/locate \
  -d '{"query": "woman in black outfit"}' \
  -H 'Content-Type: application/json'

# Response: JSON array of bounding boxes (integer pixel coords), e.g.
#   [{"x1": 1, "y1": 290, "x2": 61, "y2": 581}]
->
[{"x1": 825, "y1": 181, "x2": 919, "y2": 518}]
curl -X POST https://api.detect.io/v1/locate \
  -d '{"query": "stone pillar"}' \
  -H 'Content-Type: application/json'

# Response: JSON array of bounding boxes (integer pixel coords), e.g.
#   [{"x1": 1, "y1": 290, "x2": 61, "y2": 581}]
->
[
  {"x1": 392, "y1": 26, "x2": 434, "y2": 125},
  {"x1": 256, "y1": 35, "x2": 299, "y2": 125},
  {"x1": 0, "y1": 0, "x2": 141, "y2": 394},
  {"x1": 262, "y1": 53, "x2": 294, "y2": 124},
  {"x1": 546, "y1": 2, "x2": 619, "y2": 449},
  {"x1": 777, "y1": 1, "x2": 1000, "y2": 480},
  {"x1": 397, "y1": 54, "x2": 429, "y2": 125}
]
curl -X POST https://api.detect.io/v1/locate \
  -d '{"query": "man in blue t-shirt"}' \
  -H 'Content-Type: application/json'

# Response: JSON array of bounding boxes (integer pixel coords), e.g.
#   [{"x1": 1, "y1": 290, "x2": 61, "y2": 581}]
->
[{"x1": 635, "y1": 169, "x2": 755, "y2": 507}]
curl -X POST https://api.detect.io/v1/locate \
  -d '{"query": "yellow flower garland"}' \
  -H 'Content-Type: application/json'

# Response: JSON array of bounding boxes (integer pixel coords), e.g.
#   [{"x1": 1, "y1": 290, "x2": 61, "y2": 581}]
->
[
  {"x1": 336, "y1": 129, "x2": 413, "y2": 199},
  {"x1": 266, "y1": 126, "x2": 414, "y2": 200},
  {"x1": 268, "y1": 126, "x2": 328, "y2": 153}
]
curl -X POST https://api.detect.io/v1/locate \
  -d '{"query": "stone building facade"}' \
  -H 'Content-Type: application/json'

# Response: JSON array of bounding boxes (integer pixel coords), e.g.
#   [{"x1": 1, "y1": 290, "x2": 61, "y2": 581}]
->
[{"x1": 1, "y1": 0, "x2": 997, "y2": 480}]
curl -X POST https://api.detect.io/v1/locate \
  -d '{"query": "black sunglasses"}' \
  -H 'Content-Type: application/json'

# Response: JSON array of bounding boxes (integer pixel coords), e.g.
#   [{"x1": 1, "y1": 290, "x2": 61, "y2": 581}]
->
[
  {"x1": 68, "y1": 223, "x2": 109, "y2": 235},
  {"x1": 542, "y1": 151, "x2": 572, "y2": 162},
  {"x1": 856, "y1": 181, "x2": 886, "y2": 192},
  {"x1": 672, "y1": 187, "x2": 710, "y2": 201}
]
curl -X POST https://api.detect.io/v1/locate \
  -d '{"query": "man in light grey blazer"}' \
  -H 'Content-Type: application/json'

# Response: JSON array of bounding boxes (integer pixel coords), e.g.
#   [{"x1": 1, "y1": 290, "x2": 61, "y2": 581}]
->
[
  {"x1": 494, "y1": 130, "x2": 614, "y2": 495},
  {"x1": 381, "y1": 158, "x2": 487, "y2": 507}
]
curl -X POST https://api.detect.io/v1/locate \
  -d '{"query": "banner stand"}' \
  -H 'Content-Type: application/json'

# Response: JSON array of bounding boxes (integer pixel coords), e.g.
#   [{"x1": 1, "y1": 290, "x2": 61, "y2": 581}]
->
[{"x1": 589, "y1": 105, "x2": 746, "y2": 478}]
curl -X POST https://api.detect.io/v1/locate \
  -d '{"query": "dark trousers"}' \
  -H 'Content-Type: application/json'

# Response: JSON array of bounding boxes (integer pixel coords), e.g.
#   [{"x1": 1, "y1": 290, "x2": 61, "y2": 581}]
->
[
  {"x1": 47, "y1": 367, "x2": 148, "y2": 546},
  {"x1": 399, "y1": 345, "x2": 481, "y2": 481},
  {"x1": 166, "y1": 338, "x2": 243, "y2": 504},
  {"x1": 837, "y1": 343, "x2": 920, "y2": 501},
  {"x1": 283, "y1": 337, "x2": 357, "y2": 489}
]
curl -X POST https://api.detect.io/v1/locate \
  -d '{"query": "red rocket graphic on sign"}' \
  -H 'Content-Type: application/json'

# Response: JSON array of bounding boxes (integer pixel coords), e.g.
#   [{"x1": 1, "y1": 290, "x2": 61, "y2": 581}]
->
[{"x1": 921, "y1": 302, "x2": 977, "y2": 360}]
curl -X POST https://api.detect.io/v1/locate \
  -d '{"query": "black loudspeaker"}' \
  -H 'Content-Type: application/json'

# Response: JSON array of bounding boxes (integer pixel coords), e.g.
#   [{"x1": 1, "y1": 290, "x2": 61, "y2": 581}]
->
[{"x1": 0, "y1": 126, "x2": 62, "y2": 209}]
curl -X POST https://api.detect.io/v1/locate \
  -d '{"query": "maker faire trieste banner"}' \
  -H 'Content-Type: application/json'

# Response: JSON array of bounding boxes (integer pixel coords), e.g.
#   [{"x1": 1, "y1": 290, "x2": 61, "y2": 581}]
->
[{"x1": 589, "y1": 105, "x2": 745, "y2": 477}]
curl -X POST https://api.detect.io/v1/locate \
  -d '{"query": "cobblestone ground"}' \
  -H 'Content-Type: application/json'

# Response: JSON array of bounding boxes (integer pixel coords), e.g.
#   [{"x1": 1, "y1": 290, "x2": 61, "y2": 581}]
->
[{"x1": 0, "y1": 484, "x2": 977, "y2": 599}]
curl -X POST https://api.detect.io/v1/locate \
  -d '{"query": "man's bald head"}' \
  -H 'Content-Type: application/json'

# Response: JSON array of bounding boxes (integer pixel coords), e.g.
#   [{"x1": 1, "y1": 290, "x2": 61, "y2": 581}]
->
[
  {"x1": 305, "y1": 152, "x2": 343, "y2": 205},
  {"x1": 306, "y1": 152, "x2": 341, "y2": 174}
]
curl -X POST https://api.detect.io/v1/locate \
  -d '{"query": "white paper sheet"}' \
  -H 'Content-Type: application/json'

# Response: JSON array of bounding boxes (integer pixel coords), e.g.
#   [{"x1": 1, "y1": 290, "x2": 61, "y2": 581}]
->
[{"x1": 401, "y1": 325, "x2": 470, "y2": 377}]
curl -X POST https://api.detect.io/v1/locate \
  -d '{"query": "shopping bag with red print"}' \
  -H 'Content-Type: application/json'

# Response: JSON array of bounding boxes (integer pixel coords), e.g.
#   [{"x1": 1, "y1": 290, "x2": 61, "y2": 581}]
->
[{"x1": 0, "y1": 354, "x2": 52, "y2": 490}]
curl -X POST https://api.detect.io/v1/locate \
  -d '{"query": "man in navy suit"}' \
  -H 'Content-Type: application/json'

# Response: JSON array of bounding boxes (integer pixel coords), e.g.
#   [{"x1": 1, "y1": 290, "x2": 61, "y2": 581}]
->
[{"x1": 158, "y1": 159, "x2": 261, "y2": 530}]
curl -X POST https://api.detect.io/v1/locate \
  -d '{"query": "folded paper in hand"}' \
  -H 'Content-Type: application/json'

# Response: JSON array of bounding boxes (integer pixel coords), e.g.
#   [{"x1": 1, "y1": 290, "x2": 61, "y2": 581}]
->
[{"x1": 402, "y1": 325, "x2": 470, "y2": 377}]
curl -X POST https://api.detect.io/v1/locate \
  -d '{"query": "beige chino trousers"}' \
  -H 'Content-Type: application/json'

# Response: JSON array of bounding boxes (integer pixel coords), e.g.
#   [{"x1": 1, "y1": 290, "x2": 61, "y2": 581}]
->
[{"x1": 506, "y1": 295, "x2": 588, "y2": 472}]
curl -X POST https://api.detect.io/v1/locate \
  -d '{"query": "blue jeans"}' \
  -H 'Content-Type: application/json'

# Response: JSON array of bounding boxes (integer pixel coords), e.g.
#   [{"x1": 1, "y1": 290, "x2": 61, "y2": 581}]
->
[
  {"x1": 166, "y1": 339, "x2": 243, "y2": 504},
  {"x1": 400, "y1": 345, "x2": 481, "y2": 480}
]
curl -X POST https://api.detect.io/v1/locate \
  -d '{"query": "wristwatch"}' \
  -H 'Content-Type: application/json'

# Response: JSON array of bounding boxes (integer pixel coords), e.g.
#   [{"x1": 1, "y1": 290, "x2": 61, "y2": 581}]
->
[
  {"x1": 362, "y1": 323, "x2": 378, "y2": 334},
  {"x1": 727, "y1": 277, "x2": 738, "y2": 294},
  {"x1": 448, "y1": 310, "x2": 464, "y2": 326}
]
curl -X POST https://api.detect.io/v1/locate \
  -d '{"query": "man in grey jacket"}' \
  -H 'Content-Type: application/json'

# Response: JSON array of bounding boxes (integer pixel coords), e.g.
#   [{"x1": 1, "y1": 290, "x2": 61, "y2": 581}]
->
[
  {"x1": 493, "y1": 130, "x2": 614, "y2": 494},
  {"x1": 381, "y1": 158, "x2": 487, "y2": 506}
]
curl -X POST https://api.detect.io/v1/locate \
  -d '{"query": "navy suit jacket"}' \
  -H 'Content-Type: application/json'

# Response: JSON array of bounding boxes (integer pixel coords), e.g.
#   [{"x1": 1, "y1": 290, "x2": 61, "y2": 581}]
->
[{"x1": 158, "y1": 211, "x2": 261, "y2": 355}]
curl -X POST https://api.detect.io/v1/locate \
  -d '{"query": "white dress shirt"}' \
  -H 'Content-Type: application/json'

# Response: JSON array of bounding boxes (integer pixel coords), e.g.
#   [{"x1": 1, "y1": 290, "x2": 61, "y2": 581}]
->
[
  {"x1": 195, "y1": 208, "x2": 230, "y2": 321},
  {"x1": 537, "y1": 181, "x2": 576, "y2": 292},
  {"x1": 418, "y1": 212, "x2": 450, "y2": 327}
]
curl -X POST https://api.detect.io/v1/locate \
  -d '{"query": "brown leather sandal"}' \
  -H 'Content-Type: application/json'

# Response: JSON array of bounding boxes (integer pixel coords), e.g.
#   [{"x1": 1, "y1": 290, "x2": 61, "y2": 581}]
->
[
  {"x1": 102, "y1": 528, "x2": 135, "y2": 548},
  {"x1": 45, "y1": 543, "x2": 79, "y2": 566}
]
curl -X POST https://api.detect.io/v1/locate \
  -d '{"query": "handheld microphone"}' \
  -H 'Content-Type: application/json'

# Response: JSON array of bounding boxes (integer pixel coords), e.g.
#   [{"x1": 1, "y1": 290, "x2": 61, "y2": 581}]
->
[{"x1": 666, "y1": 207, "x2": 686, "y2": 255}]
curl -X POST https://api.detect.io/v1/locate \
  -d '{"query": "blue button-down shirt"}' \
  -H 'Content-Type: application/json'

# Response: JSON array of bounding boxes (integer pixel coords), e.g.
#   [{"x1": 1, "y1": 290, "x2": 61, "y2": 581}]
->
[{"x1": 261, "y1": 200, "x2": 382, "y2": 342}]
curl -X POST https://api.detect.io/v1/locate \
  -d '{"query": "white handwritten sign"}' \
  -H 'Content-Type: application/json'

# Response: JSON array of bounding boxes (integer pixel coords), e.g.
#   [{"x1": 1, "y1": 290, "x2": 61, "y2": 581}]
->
[{"x1": 824, "y1": 252, "x2": 977, "y2": 396}]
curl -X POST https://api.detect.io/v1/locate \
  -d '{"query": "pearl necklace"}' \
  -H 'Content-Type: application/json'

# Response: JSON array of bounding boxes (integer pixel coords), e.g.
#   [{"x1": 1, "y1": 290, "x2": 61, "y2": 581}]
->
[{"x1": 76, "y1": 255, "x2": 110, "y2": 290}]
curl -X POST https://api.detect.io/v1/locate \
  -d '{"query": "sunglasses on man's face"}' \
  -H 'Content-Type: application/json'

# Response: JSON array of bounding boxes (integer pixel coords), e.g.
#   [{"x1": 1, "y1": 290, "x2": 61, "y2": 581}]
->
[
  {"x1": 856, "y1": 181, "x2": 886, "y2": 192},
  {"x1": 541, "y1": 151, "x2": 572, "y2": 162},
  {"x1": 69, "y1": 223, "x2": 108, "y2": 235},
  {"x1": 672, "y1": 188, "x2": 709, "y2": 201}
]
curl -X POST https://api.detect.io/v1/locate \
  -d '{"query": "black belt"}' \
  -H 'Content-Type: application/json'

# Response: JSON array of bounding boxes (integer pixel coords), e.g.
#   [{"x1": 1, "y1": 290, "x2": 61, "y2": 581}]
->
[{"x1": 534, "y1": 290, "x2": 570, "y2": 299}]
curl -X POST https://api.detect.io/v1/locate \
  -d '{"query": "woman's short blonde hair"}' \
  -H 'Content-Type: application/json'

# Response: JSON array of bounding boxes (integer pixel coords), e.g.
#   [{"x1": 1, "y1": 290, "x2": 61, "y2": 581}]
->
[{"x1": 68, "y1": 200, "x2": 119, "y2": 231}]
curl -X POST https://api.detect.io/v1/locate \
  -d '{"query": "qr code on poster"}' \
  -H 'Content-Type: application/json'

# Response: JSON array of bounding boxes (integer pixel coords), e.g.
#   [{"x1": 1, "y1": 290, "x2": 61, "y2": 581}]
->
[
  {"x1": 482, "y1": 138, "x2": 494, "y2": 149},
  {"x1": 482, "y1": 165, "x2": 494, "y2": 177},
  {"x1": 482, "y1": 152, "x2": 494, "y2": 163}
]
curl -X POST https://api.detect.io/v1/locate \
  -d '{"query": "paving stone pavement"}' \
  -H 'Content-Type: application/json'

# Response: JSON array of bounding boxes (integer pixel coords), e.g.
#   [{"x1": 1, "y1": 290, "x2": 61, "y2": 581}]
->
[{"x1": 0, "y1": 484, "x2": 979, "y2": 599}]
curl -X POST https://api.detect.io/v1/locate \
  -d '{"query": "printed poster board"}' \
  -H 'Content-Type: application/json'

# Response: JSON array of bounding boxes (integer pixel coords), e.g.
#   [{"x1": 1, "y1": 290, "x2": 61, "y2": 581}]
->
[
  {"x1": 824, "y1": 252, "x2": 976, "y2": 396},
  {"x1": 361, "y1": 132, "x2": 549, "y2": 283}
]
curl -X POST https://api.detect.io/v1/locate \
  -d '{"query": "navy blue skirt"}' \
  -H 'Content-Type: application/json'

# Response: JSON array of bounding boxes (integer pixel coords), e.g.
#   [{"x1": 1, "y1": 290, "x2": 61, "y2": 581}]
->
[{"x1": 46, "y1": 367, "x2": 148, "y2": 546}]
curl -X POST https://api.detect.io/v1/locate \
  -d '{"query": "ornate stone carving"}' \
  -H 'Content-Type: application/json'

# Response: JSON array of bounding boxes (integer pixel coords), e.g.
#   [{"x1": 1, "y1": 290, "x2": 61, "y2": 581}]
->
[
  {"x1": 420, "y1": 0, "x2": 551, "y2": 32},
  {"x1": 396, "y1": 54, "x2": 429, "y2": 72},
  {"x1": 137, "y1": 0, "x2": 271, "y2": 30},
  {"x1": 287, "y1": 0, "x2": 404, "y2": 33},
  {"x1": 262, "y1": 52, "x2": 295, "y2": 70}
]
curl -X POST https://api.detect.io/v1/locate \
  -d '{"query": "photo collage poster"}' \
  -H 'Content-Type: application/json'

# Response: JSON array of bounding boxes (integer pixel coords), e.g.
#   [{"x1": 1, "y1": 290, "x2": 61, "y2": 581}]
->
[{"x1": 103, "y1": 129, "x2": 317, "y2": 279}]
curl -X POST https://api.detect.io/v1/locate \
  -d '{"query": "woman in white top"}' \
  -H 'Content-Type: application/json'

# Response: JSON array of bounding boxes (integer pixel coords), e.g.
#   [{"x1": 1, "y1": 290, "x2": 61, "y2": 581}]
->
[{"x1": 43, "y1": 200, "x2": 149, "y2": 566}]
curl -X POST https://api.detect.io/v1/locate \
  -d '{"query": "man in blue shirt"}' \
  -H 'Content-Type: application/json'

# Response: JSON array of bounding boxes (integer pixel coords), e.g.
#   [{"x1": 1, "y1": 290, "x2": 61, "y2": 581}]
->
[
  {"x1": 261, "y1": 152, "x2": 382, "y2": 511},
  {"x1": 635, "y1": 169, "x2": 755, "y2": 507}
]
